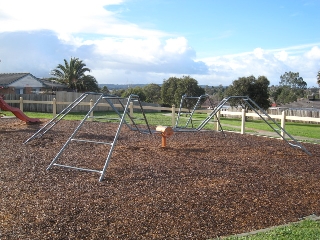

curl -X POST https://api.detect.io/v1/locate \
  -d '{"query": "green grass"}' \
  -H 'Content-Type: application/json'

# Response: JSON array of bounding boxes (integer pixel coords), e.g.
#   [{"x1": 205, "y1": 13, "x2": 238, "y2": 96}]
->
[
  {"x1": 175, "y1": 113, "x2": 320, "y2": 139},
  {"x1": 221, "y1": 219, "x2": 320, "y2": 240},
  {"x1": 1, "y1": 110, "x2": 319, "y2": 140},
  {"x1": 1, "y1": 111, "x2": 101, "y2": 121},
  {"x1": 0, "y1": 111, "x2": 174, "y2": 126},
  {"x1": 220, "y1": 118, "x2": 320, "y2": 139}
]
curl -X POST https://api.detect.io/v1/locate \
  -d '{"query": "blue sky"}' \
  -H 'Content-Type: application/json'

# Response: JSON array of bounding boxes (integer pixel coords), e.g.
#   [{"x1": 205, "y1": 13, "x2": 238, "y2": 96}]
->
[{"x1": 0, "y1": 0, "x2": 320, "y2": 87}]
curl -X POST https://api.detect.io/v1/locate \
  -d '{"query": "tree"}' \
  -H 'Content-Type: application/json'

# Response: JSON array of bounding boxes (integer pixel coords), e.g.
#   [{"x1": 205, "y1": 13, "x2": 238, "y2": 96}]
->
[
  {"x1": 280, "y1": 71, "x2": 306, "y2": 98},
  {"x1": 276, "y1": 86, "x2": 297, "y2": 104},
  {"x1": 161, "y1": 76, "x2": 205, "y2": 107},
  {"x1": 50, "y1": 57, "x2": 99, "y2": 92},
  {"x1": 280, "y1": 71, "x2": 307, "y2": 89},
  {"x1": 101, "y1": 86, "x2": 110, "y2": 94},
  {"x1": 121, "y1": 86, "x2": 146, "y2": 101},
  {"x1": 317, "y1": 70, "x2": 320, "y2": 86},
  {"x1": 161, "y1": 77, "x2": 180, "y2": 107},
  {"x1": 143, "y1": 83, "x2": 162, "y2": 104},
  {"x1": 204, "y1": 84, "x2": 226, "y2": 104},
  {"x1": 269, "y1": 85, "x2": 282, "y2": 104},
  {"x1": 272, "y1": 71, "x2": 307, "y2": 104},
  {"x1": 176, "y1": 76, "x2": 206, "y2": 109},
  {"x1": 225, "y1": 75, "x2": 271, "y2": 111},
  {"x1": 249, "y1": 76, "x2": 271, "y2": 110},
  {"x1": 112, "y1": 89, "x2": 125, "y2": 97},
  {"x1": 80, "y1": 75, "x2": 100, "y2": 92},
  {"x1": 204, "y1": 85, "x2": 215, "y2": 95}
]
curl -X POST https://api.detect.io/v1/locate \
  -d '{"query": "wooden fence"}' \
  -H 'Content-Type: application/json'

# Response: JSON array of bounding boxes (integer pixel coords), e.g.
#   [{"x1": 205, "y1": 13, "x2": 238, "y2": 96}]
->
[
  {"x1": 2, "y1": 95, "x2": 320, "y2": 135},
  {"x1": 3, "y1": 92, "x2": 160, "y2": 113}
]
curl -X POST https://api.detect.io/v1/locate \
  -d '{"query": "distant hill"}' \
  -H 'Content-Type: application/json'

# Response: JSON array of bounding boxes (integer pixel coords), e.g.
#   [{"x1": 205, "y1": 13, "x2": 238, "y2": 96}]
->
[
  {"x1": 99, "y1": 84, "x2": 220, "y2": 90},
  {"x1": 99, "y1": 84, "x2": 150, "y2": 89}
]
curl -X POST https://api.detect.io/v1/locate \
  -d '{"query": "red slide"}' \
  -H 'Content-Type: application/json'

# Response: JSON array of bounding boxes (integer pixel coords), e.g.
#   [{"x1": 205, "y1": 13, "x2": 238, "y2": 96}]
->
[{"x1": 0, "y1": 97, "x2": 41, "y2": 124}]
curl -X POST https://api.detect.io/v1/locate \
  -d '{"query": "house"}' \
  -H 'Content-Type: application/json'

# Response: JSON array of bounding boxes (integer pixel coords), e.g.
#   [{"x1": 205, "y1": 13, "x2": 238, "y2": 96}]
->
[
  {"x1": 39, "y1": 78, "x2": 69, "y2": 94},
  {"x1": 0, "y1": 73, "x2": 67, "y2": 94}
]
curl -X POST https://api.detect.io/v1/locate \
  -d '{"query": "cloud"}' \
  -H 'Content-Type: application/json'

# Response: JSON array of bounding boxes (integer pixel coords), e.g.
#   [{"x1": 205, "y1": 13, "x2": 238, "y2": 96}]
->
[
  {"x1": 89, "y1": 36, "x2": 207, "y2": 74},
  {"x1": 0, "y1": 0, "x2": 208, "y2": 82},
  {"x1": 275, "y1": 51, "x2": 288, "y2": 61},
  {"x1": 164, "y1": 37, "x2": 189, "y2": 54},
  {"x1": 0, "y1": 1, "x2": 319, "y2": 87},
  {"x1": 305, "y1": 46, "x2": 320, "y2": 60},
  {"x1": 0, "y1": 30, "x2": 208, "y2": 82},
  {"x1": 1, "y1": 29, "x2": 319, "y2": 87},
  {"x1": 198, "y1": 45, "x2": 320, "y2": 86},
  {"x1": 0, "y1": 31, "x2": 71, "y2": 77},
  {"x1": 0, "y1": 0, "x2": 167, "y2": 43}
]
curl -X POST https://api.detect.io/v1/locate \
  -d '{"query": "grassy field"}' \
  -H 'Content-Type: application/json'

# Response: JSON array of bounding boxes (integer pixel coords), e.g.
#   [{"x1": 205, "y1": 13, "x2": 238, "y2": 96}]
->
[
  {"x1": 221, "y1": 219, "x2": 320, "y2": 240},
  {"x1": 220, "y1": 118, "x2": 320, "y2": 139},
  {"x1": 1, "y1": 111, "x2": 319, "y2": 140},
  {"x1": 188, "y1": 113, "x2": 320, "y2": 139}
]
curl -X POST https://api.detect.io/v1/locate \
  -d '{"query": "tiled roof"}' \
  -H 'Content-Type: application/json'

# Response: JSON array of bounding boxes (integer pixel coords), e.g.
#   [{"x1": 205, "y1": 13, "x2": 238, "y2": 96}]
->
[
  {"x1": 0, "y1": 73, "x2": 67, "y2": 89},
  {"x1": 40, "y1": 79, "x2": 67, "y2": 88},
  {"x1": 0, "y1": 73, "x2": 30, "y2": 85},
  {"x1": 280, "y1": 98, "x2": 320, "y2": 110}
]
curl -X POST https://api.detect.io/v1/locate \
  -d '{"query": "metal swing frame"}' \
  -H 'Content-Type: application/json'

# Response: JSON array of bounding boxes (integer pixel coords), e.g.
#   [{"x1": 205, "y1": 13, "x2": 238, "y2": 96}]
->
[
  {"x1": 24, "y1": 93, "x2": 152, "y2": 181},
  {"x1": 174, "y1": 94, "x2": 225, "y2": 135},
  {"x1": 24, "y1": 93, "x2": 311, "y2": 182},
  {"x1": 196, "y1": 96, "x2": 311, "y2": 156}
]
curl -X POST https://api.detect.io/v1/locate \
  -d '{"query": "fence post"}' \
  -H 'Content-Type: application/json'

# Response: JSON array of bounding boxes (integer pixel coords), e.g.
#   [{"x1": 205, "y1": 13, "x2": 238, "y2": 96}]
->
[
  {"x1": 53, "y1": 98, "x2": 56, "y2": 118},
  {"x1": 172, "y1": 105, "x2": 175, "y2": 127},
  {"x1": 241, "y1": 109, "x2": 246, "y2": 134},
  {"x1": 214, "y1": 110, "x2": 221, "y2": 131},
  {"x1": 129, "y1": 101, "x2": 134, "y2": 118},
  {"x1": 127, "y1": 101, "x2": 133, "y2": 124},
  {"x1": 19, "y1": 97, "x2": 23, "y2": 112},
  {"x1": 281, "y1": 110, "x2": 286, "y2": 138},
  {"x1": 90, "y1": 99, "x2": 94, "y2": 121}
]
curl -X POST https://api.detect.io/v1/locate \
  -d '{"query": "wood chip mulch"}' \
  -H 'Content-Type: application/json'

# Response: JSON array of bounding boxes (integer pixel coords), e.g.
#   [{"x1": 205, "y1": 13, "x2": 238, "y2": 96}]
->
[{"x1": 1, "y1": 118, "x2": 320, "y2": 239}]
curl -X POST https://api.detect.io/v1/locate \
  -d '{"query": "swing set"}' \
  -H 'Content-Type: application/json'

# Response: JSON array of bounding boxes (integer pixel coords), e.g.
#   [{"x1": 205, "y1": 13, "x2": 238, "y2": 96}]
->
[{"x1": 24, "y1": 93, "x2": 311, "y2": 181}]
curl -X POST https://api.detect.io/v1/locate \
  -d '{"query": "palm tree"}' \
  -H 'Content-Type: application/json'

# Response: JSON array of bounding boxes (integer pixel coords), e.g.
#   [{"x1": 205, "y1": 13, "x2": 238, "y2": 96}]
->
[{"x1": 51, "y1": 57, "x2": 99, "y2": 92}]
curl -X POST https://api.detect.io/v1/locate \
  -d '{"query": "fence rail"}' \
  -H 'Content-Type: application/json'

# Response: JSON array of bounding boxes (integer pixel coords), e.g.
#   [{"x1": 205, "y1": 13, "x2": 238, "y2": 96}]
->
[
  {"x1": 2, "y1": 95, "x2": 320, "y2": 123},
  {"x1": 3, "y1": 92, "x2": 161, "y2": 113}
]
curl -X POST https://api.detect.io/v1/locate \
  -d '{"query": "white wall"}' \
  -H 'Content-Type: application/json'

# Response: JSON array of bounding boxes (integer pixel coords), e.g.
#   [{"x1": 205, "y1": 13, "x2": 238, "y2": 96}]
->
[{"x1": 9, "y1": 75, "x2": 43, "y2": 88}]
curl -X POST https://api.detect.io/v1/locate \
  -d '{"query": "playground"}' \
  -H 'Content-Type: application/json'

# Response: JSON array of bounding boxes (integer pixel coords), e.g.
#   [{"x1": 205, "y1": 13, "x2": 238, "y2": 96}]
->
[{"x1": 1, "y1": 116, "x2": 320, "y2": 239}]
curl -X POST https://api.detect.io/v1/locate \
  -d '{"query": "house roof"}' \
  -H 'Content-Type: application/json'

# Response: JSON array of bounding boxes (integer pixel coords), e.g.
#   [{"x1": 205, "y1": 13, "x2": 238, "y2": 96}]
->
[
  {"x1": 0, "y1": 73, "x2": 32, "y2": 86},
  {"x1": 0, "y1": 73, "x2": 67, "y2": 89},
  {"x1": 40, "y1": 79, "x2": 67, "y2": 88}
]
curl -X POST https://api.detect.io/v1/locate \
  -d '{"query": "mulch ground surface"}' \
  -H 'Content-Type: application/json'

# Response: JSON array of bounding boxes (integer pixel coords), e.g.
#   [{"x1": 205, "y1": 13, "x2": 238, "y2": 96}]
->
[{"x1": 1, "y1": 118, "x2": 320, "y2": 239}]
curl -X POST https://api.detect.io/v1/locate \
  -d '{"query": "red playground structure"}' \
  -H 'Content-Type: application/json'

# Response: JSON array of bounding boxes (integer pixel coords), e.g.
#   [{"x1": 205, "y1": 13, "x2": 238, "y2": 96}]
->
[{"x1": 0, "y1": 96, "x2": 41, "y2": 124}]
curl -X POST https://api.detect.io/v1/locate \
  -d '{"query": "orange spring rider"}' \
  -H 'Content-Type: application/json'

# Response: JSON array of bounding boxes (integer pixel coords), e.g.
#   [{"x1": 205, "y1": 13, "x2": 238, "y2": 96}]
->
[{"x1": 156, "y1": 126, "x2": 174, "y2": 148}]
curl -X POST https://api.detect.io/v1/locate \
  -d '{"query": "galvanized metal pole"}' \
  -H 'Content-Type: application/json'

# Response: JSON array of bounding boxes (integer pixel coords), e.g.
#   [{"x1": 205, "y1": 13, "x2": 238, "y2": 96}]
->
[
  {"x1": 241, "y1": 109, "x2": 246, "y2": 134},
  {"x1": 19, "y1": 97, "x2": 23, "y2": 111},
  {"x1": 53, "y1": 98, "x2": 56, "y2": 118},
  {"x1": 281, "y1": 110, "x2": 286, "y2": 138},
  {"x1": 172, "y1": 104, "x2": 175, "y2": 127}
]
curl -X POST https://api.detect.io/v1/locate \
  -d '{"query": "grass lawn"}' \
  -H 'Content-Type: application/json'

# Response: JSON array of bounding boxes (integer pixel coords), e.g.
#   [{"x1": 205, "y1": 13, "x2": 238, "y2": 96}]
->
[
  {"x1": 221, "y1": 219, "x2": 320, "y2": 240},
  {"x1": 220, "y1": 118, "x2": 320, "y2": 139},
  {"x1": 1, "y1": 111, "x2": 319, "y2": 140},
  {"x1": 176, "y1": 113, "x2": 320, "y2": 140}
]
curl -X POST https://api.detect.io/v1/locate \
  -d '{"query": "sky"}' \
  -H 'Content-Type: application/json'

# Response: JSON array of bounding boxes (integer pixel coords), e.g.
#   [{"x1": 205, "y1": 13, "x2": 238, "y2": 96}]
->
[{"x1": 0, "y1": 0, "x2": 320, "y2": 87}]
